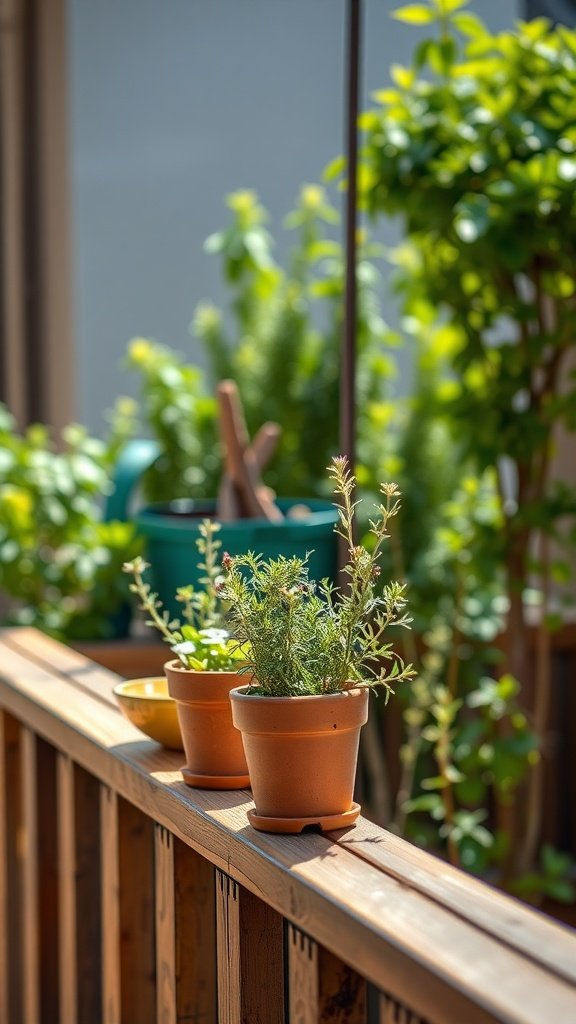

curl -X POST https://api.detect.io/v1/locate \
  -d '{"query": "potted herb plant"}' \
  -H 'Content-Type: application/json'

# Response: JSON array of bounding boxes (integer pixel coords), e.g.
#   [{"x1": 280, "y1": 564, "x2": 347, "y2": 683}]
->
[
  {"x1": 123, "y1": 519, "x2": 249, "y2": 789},
  {"x1": 222, "y1": 456, "x2": 415, "y2": 833}
]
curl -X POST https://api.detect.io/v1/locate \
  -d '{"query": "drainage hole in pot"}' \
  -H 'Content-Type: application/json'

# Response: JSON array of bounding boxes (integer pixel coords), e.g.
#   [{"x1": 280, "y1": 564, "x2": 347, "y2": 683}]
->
[{"x1": 301, "y1": 823, "x2": 324, "y2": 835}]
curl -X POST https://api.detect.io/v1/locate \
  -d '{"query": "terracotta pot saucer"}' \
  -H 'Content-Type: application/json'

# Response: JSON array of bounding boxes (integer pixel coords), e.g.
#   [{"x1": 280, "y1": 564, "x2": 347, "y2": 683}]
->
[
  {"x1": 247, "y1": 801, "x2": 361, "y2": 834},
  {"x1": 181, "y1": 766, "x2": 250, "y2": 789}
]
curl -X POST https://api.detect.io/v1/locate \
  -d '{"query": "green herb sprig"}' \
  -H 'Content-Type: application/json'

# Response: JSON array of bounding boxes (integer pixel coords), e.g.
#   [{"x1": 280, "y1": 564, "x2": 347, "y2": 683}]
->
[
  {"x1": 122, "y1": 519, "x2": 245, "y2": 671},
  {"x1": 220, "y1": 456, "x2": 415, "y2": 697}
]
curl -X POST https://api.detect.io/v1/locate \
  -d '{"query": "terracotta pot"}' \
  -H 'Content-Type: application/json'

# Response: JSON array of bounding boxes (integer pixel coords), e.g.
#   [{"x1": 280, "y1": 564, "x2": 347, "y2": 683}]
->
[
  {"x1": 230, "y1": 686, "x2": 369, "y2": 833},
  {"x1": 164, "y1": 660, "x2": 250, "y2": 789}
]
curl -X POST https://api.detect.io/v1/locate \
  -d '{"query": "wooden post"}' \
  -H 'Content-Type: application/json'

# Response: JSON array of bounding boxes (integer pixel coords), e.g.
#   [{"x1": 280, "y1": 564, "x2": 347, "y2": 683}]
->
[
  {"x1": 101, "y1": 785, "x2": 121, "y2": 1024},
  {"x1": 288, "y1": 925, "x2": 319, "y2": 1024},
  {"x1": 155, "y1": 825, "x2": 177, "y2": 1024}
]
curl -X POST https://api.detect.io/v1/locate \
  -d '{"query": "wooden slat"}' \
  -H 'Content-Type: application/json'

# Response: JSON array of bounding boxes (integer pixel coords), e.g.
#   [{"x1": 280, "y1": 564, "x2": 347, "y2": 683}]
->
[
  {"x1": 57, "y1": 753, "x2": 76, "y2": 1024},
  {"x1": 173, "y1": 840, "x2": 217, "y2": 1024},
  {"x1": 216, "y1": 870, "x2": 241, "y2": 1024},
  {"x1": 288, "y1": 926, "x2": 318, "y2": 1024},
  {"x1": 101, "y1": 785, "x2": 120, "y2": 1024},
  {"x1": 319, "y1": 946, "x2": 366, "y2": 1023},
  {"x1": 239, "y1": 887, "x2": 284, "y2": 1024},
  {"x1": 118, "y1": 797, "x2": 156, "y2": 1024},
  {"x1": 155, "y1": 825, "x2": 177, "y2": 1024},
  {"x1": 36, "y1": 738, "x2": 59, "y2": 1024},
  {"x1": 0, "y1": 713, "x2": 8, "y2": 1024},
  {"x1": 21, "y1": 727, "x2": 39, "y2": 1024},
  {"x1": 5, "y1": 712, "x2": 23, "y2": 1023},
  {"x1": 74, "y1": 765, "x2": 102, "y2": 1024}
]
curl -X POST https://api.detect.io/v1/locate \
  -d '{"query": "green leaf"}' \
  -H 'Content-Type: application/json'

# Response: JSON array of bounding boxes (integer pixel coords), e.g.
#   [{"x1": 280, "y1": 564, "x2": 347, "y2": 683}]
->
[{"x1": 391, "y1": 4, "x2": 435, "y2": 25}]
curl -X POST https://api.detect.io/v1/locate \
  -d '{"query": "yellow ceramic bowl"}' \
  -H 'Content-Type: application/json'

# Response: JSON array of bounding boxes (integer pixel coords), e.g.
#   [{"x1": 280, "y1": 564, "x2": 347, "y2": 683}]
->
[{"x1": 113, "y1": 677, "x2": 183, "y2": 750}]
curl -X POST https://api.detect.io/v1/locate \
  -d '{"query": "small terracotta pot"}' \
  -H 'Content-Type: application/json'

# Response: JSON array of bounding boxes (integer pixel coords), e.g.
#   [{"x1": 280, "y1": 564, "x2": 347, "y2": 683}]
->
[
  {"x1": 230, "y1": 686, "x2": 369, "y2": 833},
  {"x1": 164, "y1": 660, "x2": 250, "y2": 789}
]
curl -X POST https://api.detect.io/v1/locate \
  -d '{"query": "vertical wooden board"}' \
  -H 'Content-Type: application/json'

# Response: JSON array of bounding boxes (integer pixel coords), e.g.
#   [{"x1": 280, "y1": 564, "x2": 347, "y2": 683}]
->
[
  {"x1": 74, "y1": 765, "x2": 102, "y2": 1024},
  {"x1": 319, "y1": 946, "x2": 366, "y2": 1024},
  {"x1": 239, "y1": 887, "x2": 284, "y2": 1024},
  {"x1": 57, "y1": 753, "x2": 76, "y2": 1024},
  {"x1": 173, "y1": 839, "x2": 217, "y2": 1024},
  {"x1": 288, "y1": 925, "x2": 319, "y2": 1024},
  {"x1": 0, "y1": 712, "x2": 9, "y2": 1024},
  {"x1": 5, "y1": 712, "x2": 23, "y2": 1024},
  {"x1": 21, "y1": 727, "x2": 39, "y2": 1024},
  {"x1": 155, "y1": 825, "x2": 176, "y2": 1024},
  {"x1": 215, "y1": 870, "x2": 241, "y2": 1024},
  {"x1": 36, "y1": 738, "x2": 59, "y2": 1024},
  {"x1": 100, "y1": 785, "x2": 120, "y2": 1024},
  {"x1": 118, "y1": 796, "x2": 156, "y2": 1024}
]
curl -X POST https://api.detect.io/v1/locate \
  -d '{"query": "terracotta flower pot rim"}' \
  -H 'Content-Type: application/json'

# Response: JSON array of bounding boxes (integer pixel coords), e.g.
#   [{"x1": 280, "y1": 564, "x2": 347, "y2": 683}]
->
[
  {"x1": 230, "y1": 684, "x2": 368, "y2": 702},
  {"x1": 163, "y1": 658, "x2": 244, "y2": 677}
]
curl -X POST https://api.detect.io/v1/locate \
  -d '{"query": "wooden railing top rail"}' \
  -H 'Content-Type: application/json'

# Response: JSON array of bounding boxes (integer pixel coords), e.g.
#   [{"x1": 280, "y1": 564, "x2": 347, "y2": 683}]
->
[{"x1": 1, "y1": 626, "x2": 575, "y2": 1024}]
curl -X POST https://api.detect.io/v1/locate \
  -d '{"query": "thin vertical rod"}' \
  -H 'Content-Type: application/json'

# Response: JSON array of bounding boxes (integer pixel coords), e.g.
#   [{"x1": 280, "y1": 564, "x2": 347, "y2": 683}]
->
[{"x1": 340, "y1": 0, "x2": 362, "y2": 469}]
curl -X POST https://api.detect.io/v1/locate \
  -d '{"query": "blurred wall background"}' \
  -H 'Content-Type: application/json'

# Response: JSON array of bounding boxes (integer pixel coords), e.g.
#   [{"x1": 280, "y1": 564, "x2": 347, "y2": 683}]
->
[{"x1": 68, "y1": 0, "x2": 520, "y2": 433}]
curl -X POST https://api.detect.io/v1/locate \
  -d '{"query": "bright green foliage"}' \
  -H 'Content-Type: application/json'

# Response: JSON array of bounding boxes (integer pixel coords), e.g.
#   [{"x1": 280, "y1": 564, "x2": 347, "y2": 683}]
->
[
  {"x1": 353, "y1": 5, "x2": 576, "y2": 896},
  {"x1": 221, "y1": 457, "x2": 415, "y2": 696},
  {"x1": 123, "y1": 519, "x2": 245, "y2": 671},
  {"x1": 127, "y1": 186, "x2": 398, "y2": 502},
  {"x1": 0, "y1": 402, "x2": 141, "y2": 640},
  {"x1": 125, "y1": 337, "x2": 219, "y2": 503}
]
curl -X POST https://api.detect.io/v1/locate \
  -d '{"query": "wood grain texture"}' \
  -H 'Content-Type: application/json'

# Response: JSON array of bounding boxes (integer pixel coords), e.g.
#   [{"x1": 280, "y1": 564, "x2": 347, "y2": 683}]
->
[
  {"x1": 36, "y1": 738, "x2": 59, "y2": 1024},
  {"x1": 239, "y1": 886, "x2": 284, "y2": 1024},
  {"x1": 155, "y1": 825, "x2": 177, "y2": 1024},
  {"x1": 74, "y1": 765, "x2": 102, "y2": 1024},
  {"x1": 0, "y1": 712, "x2": 8, "y2": 1024},
  {"x1": 2, "y1": 630, "x2": 576, "y2": 1024},
  {"x1": 118, "y1": 797, "x2": 156, "y2": 1024},
  {"x1": 101, "y1": 785, "x2": 120, "y2": 1024},
  {"x1": 216, "y1": 870, "x2": 241, "y2": 1024},
  {"x1": 319, "y1": 946, "x2": 366, "y2": 1023},
  {"x1": 288, "y1": 926, "x2": 318, "y2": 1024},
  {"x1": 21, "y1": 727, "x2": 39, "y2": 1024},
  {"x1": 57, "y1": 753, "x2": 77, "y2": 1024},
  {"x1": 173, "y1": 840, "x2": 217, "y2": 1024}
]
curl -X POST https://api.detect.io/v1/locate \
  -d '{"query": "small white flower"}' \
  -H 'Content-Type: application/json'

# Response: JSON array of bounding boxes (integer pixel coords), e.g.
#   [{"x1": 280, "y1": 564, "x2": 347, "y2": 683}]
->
[
  {"x1": 199, "y1": 628, "x2": 229, "y2": 644},
  {"x1": 171, "y1": 640, "x2": 197, "y2": 656}
]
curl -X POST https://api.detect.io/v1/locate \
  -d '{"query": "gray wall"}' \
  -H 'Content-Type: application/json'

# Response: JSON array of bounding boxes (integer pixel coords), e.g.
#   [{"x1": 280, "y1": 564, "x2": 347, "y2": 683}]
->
[{"x1": 68, "y1": 0, "x2": 520, "y2": 433}]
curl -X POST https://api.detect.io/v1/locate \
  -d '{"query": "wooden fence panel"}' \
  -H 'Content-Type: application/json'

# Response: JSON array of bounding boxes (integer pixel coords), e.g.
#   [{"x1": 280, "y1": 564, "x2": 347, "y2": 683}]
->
[
  {"x1": 288, "y1": 926, "x2": 319, "y2": 1024},
  {"x1": 118, "y1": 796, "x2": 156, "y2": 1024},
  {"x1": 101, "y1": 785, "x2": 120, "y2": 1024},
  {"x1": 155, "y1": 825, "x2": 177, "y2": 1024},
  {"x1": 174, "y1": 839, "x2": 217, "y2": 1024}
]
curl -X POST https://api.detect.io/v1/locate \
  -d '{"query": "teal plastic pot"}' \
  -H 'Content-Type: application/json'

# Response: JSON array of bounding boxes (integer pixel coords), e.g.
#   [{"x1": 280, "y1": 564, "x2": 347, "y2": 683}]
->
[{"x1": 135, "y1": 497, "x2": 339, "y2": 617}]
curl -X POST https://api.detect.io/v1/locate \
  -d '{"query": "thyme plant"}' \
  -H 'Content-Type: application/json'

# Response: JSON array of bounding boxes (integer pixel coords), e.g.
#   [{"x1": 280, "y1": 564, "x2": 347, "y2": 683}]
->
[
  {"x1": 123, "y1": 519, "x2": 245, "y2": 671},
  {"x1": 221, "y1": 457, "x2": 415, "y2": 697}
]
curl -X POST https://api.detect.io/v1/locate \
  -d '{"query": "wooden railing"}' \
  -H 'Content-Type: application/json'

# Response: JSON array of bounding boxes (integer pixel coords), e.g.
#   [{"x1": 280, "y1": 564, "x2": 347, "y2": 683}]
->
[{"x1": 1, "y1": 627, "x2": 575, "y2": 1024}]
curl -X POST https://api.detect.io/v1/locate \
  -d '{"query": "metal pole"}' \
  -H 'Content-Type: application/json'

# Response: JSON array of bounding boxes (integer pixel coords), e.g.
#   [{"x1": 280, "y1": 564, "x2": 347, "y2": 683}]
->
[{"x1": 340, "y1": 0, "x2": 361, "y2": 469}]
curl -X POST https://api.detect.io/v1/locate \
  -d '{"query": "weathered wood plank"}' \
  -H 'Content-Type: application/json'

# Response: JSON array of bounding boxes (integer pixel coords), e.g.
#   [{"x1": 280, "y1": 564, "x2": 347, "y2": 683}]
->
[
  {"x1": 216, "y1": 870, "x2": 241, "y2": 1024},
  {"x1": 339, "y1": 818, "x2": 576, "y2": 986},
  {"x1": 57, "y1": 753, "x2": 76, "y2": 1024},
  {"x1": 21, "y1": 727, "x2": 39, "y2": 1024},
  {"x1": 155, "y1": 825, "x2": 176, "y2": 1024},
  {"x1": 74, "y1": 765, "x2": 102, "y2": 1024},
  {"x1": 118, "y1": 797, "x2": 156, "y2": 1024},
  {"x1": 173, "y1": 840, "x2": 217, "y2": 1024},
  {"x1": 288, "y1": 926, "x2": 318, "y2": 1024},
  {"x1": 101, "y1": 785, "x2": 120, "y2": 1024},
  {"x1": 36, "y1": 738, "x2": 59, "y2": 1024},
  {"x1": 0, "y1": 712, "x2": 9, "y2": 1024},
  {"x1": 239, "y1": 886, "x2": 284, "y2": 1024},
  {"x1": 319, "y1": 946, "x2": 366, "y2": 1023}
]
